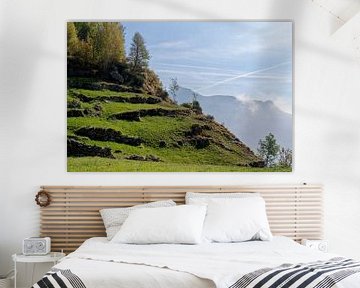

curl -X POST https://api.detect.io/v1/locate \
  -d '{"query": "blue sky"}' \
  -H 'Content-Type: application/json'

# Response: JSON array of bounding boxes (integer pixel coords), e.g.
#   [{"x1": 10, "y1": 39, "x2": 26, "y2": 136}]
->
[{"x1": 122, "y1": 21, "x2": 292, "y2": 114}]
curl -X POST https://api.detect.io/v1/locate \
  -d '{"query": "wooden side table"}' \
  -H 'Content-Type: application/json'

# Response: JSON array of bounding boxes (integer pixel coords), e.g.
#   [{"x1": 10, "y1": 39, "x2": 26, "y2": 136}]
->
[{"x1": 12, "y1": 252, "x2": 65, "y2": 288}]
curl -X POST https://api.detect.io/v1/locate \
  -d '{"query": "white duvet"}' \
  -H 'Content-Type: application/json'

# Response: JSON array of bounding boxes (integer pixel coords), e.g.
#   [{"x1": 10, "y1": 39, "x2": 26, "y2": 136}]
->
[{"x1": 54, "y1": 237, "x2": 360, "y2": 288}]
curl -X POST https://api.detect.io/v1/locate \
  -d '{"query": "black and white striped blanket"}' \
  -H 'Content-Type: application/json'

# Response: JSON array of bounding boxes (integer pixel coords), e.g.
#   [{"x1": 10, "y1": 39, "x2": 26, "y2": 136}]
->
[
  {"x1": 229, "y1": 257, "x2": 360, "y2": 288},
  {"x1": 32, "y1": 258, "x2": 360, "y2": 288},
  {"x1": 32, "y1": 268, "x2": 86, "y2": 288}
]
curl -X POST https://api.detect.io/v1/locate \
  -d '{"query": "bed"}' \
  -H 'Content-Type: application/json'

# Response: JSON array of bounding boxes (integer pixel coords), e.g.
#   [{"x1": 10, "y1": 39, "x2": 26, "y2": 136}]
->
[
  {"x1": 33, "y1": 236, "x2": 360, "y2": 288},
  {"x1": 33, "y1": 185, "x2": 360, "y2": 288}
]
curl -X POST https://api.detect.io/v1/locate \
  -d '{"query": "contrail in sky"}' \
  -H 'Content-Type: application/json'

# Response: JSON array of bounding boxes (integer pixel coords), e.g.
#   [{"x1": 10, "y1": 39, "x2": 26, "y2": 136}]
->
[{"x1": 194, "y1": 61, "x2": 291, "y2": 93}]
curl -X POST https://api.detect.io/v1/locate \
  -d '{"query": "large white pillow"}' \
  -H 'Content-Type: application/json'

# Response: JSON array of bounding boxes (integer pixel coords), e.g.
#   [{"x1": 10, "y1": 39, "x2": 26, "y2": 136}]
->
[
  {"x1": 100, "y1": 200, "x2": 176, "y2": 240},
  {"x1": 111, "y1": 205, "x2": 207, "y2": 244},
  {"x1": 202, "y1": 197, "x2": 272, "y2": 243},
  {"x1": 186, "y1": 192, "x2": 259, "y2": 204}
]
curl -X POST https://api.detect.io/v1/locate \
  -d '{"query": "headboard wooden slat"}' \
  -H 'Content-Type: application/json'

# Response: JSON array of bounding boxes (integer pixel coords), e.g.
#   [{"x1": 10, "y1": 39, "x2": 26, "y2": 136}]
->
[{"x1": 39, "y1": 184, "x2": 323, "y2": 253}]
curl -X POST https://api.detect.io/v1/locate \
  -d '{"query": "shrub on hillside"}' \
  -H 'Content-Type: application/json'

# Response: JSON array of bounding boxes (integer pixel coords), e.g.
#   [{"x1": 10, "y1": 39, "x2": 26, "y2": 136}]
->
[
  {"x1": 142, "y1": 69, "x2": 167, "y2": 98},
  {"x1": 181, "y1": 103, "x2": 192, "y2": 109},
  {"x1": 205, "y1": 114, "x2": 215, "y2": 121},
  {"x1": 67, "y1": 99, "x2": 81, "y2": 109}
]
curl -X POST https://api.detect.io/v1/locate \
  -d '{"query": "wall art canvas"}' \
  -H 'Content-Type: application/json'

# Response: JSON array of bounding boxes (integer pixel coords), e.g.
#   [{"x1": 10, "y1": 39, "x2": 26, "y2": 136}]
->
[{"x1": 67, "y1": 21, "x2": 293, "y2": 172}]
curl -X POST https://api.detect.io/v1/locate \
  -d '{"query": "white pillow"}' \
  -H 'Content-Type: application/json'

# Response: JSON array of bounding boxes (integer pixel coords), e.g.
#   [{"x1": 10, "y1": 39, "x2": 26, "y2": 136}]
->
[
  {"x1": 186, "y1": 192, "x2": 259, "y2": 204},
  {"x1": 100, "y1": 200, "x2": 176, "y2": 240},
  {"x1": 202, "y1": 197, "x2": 272, "y2": 243},
  {"x1": 111, "y1": 205, "x2": 207, "y2": 244}
]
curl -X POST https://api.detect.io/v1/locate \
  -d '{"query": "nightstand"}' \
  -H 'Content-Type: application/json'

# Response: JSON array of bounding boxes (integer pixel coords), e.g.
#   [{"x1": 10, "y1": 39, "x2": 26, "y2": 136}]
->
[
  {"x1": 301, "y1": 239, "x2": 328, "y2": 252},
  {"x1": 12, "y1": 252, "x2": 65, "y2": 288}
]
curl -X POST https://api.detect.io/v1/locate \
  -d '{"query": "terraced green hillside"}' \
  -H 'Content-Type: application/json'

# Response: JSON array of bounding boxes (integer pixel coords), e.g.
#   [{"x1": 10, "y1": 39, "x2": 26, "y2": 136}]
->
[{"x1": 67, "y1": 78, "x2": 289, "y2": 172}]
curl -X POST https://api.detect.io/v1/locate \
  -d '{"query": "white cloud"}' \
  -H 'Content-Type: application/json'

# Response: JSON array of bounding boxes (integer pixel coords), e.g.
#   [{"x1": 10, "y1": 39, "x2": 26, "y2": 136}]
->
[
  {"x1": 155, "y1": 62, "x2": 239, "y2": 73},
  {"x1": 195, "y1": 61, "x2": 291, "y2": 93},
  {"x1": 234, "y1": 93, "x2": 292, "y2": 115},
  {"x1": 234, "y1": 93, "x2": 252, "y2": 102},
  {"x1": 244, "y1": 75, "x2": 291, "y2": 82},
  {"x1": 274, "y1": 97, "x2": 292, "y2": 114},
  {"x1": 149, "y1": 40, "x2": 189, "y2": 49},
  {"x1": 156, "y1": 68, "x2": 236, "y2": 78}
]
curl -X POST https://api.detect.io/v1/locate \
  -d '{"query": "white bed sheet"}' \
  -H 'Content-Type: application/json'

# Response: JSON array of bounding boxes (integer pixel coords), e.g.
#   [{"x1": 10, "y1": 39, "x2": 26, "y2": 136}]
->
[
  {"x1": 54, "y1": 236, "x2": 360, "y2": 288},
  {"x1": 56, "y1": 258, "x2": 214, "y2": 288}
]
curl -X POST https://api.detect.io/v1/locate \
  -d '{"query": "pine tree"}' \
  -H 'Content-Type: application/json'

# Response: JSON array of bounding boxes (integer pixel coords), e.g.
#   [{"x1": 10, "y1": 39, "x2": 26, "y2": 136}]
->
[{"x1": 128, "y1": 32, "x2": 150, "y2": 71}]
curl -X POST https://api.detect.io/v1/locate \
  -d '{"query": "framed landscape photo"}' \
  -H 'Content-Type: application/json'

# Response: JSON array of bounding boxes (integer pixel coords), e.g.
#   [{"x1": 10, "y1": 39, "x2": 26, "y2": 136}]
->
[{"x1": 67, "y1": 21, "x2": 293, "y2": 172}]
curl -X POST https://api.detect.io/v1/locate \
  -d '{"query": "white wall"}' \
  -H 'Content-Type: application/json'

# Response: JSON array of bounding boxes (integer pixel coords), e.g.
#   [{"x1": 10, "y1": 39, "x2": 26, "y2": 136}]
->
[{"x1": 1, "y1": 0, "x2": 360, "y2": 286}]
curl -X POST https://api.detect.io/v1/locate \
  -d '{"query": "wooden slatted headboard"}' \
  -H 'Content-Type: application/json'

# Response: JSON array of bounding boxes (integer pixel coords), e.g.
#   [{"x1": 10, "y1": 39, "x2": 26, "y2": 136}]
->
[{"x1": 39, "y1": 184, "x2": 323, "y2": 253}]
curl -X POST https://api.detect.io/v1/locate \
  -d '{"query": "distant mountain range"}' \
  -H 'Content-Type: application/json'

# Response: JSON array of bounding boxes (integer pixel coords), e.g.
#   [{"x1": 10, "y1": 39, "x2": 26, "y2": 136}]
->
[{"x1": 177, "y1": 87, "x2": 292, "y2": 151}]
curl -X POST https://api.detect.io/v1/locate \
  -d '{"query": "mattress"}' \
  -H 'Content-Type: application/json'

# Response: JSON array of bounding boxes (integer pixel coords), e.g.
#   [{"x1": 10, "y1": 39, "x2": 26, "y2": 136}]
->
[{"x1": 35, "y1": 236, "x2": 360, "y2": 288}]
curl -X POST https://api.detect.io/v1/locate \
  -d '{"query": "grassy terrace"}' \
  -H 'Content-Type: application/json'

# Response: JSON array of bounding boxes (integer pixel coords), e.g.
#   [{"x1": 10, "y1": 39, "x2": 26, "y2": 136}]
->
[
  {"x1": 68, "y1": 157, "x2": 290, "y2": 172},
  {"x1": 67, "y1": 80, "x2": 275, "y2": 172},
  {"x1": 69, "y1": 88, "x2": 147, "y2": 99}
]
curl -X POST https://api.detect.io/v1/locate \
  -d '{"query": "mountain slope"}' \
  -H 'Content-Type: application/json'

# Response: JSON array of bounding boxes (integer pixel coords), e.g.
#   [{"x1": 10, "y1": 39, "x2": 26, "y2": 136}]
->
[
  {"x1": 177, "y1": 87, "x2": 292, "y2": 151},
  {"x1": 66, "y1": 78, "x2": 284, "y2": 172}
]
